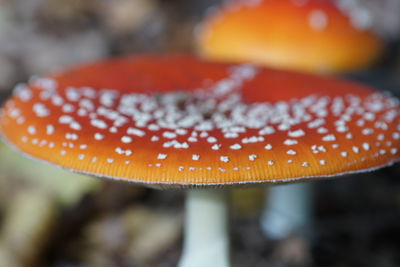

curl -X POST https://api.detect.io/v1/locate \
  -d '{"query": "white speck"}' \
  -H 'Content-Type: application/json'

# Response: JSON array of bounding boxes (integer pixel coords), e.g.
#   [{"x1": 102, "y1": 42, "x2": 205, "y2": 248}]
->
[
  {"x1": 107, "y1": 158, "x2": 114, "y2": 163},
  {"x1": 278, "y1": 123, "x2": 291, "y2": 131},
  {"x1": 362, "y1": 128, "x2": 374, "y2": 135},
  {"x1": 33, "y1": 103, "x2": 50, "y2": 117},
  {"x1": 259, "y1": 126, "x2": 275, "y2": 135},
  {"x1": 39, "y1": 140, "x2": 47, "y2": 147},
  {"x1": 267, "y1": 160, "x2": 275, "y2": 166},
  {"x1": 115, "y1": 147, "x2": 124, "y2": 155},
  {"x1": 319, "y1": 160, "x2": 326, "y2": 165},
  {"x1": 249, "y1": 154, "x2": 257, "y2": 161},
  {"x1": 265, "y1": 144, "x2": 273, "y2": 150},
  {"x1": 151, "y1": 136, "x2": 160, "y2": 142},
  {"x1": 15, "y1": 85, "x2": 32, "y2": 102},
  {"x1": 212, "y1": 144, "x2": 221, "y2": 150},
  {"x1": 80, "y1": 144, "x2": 88, "y2": 149},
  {"x1": 284, "y1": 139, "x2": 298, "y2": 146},
  {"x1": 127, "y1": 127, "x2": 145, "y2": 137},
  {"x1": 207, "y1": 137, "x2": 217, "y2": 143},
  {"x1": 27, "y1": 126, "x2": 36, "y2": 135},
  {"x1": 51, "y1": 95, "x2": 64, "y2": 106},
  {"x1": 192, "y1": 154, "x2": 200, "y2": 161},
  {"x1": 242, "y1": 136, "x2": 264, "y2": 143},
  {"x1": 287, "y1": 150, "x2": 297, "y2": 155},
  {"x1": 390, "y1": 148, "x2": 398, "y2": 155},
  {"x1": 308, "y1": 118, "x2": 325, "y2": 128},
  {"x1": 317, "y1": 127, "x2": 329, "y2": 134},
  {"x1": 175, "y1": 129, "x2": 187, "y2": 135},
  {"x1": 309, "y1": 9, "x2": 328, "y2": 31},
  {"x1": 148, "y1": 124, "x2": 160, "y2": 131},
  {"x1": 346, "y1": 133, "x2": 353, "y2": 139},
  {"x1": 224, "y1": 132, "x2": 239, "y2": 138},
  {"x1": 364, "y1": 112, "x2": 375, "y2": 121},
  {"x1": 8, "y1": 108, "x2": 20, "y2": 118},
  {"x1": 174, "y1": 142, "x2": 189, "y2": 149},
  {"x1": 78, "y1": 154, "x2": 85, "y2": 160},
  {"x1": 188, "y1": 137, "x2": 198, "y2": 142},
  {"x1": 288, "y1": 129, "x2": 305, "y2": 138},
  {"x1": 336, "y1": 125, "x2": 348, "y2": 133},
  {"x1": 322, "y1": 134, "x2": 336, "y2": 142},
  {"x1": 77, "y1": 109, "x2": 88, "y2": 117},
  {"x1": 341, "y1": 152, "x2": 348, "y2": 157},
  {"x1": 121, "y1": 136, "x2": 133, "y2": 143},
  {"x1": 163, "y1": 132, "x2": 177, "y2": 139},
  {"x1": 158, "y1": 153, "x2": 168, "y2": 160},
  {"x1": 302, "y1": 162, "x2": 309, "y2": 167},
  {"x1": 66, "y1": 87, "x2": 80, "y2": 101},
  {"x1": 46, "y1": 125, "x2": 55, "y2": 135},
  {"x1": 178, "y1": 166, "x2": 184, "y2": 171},
  {"x1": 220, "y1": 156, "x2": 229, "y2": 163},
  {"x1": 59, "y1": 115, "x2": 73, "y2": 124},
  {"x1": 70, "y1": 122, "x2": 82, "y2": 131},
  {"x1": 200, "y1": 132, "x2": 208, "y2": 138},
  {"x1": 17, "y1": 117, "x2": 25, "y2": 124},
  {"x1": 62, "y1": 104, "x2": 75, "y2": 113},
  {"x1": 94, "y1": 133, "x2": 104, "y2": 140},
  {"x1": 60, "y1": 150, "x2": 67, "y2": 156},
  {"x1": 230, "y1": 144, "x2": 242, "y2": 150},
  {"x1": 356, "y1": 120, "x2": 365, "y2": 127},
  {"x1": 352, "y1": 146, "x2": 360, "y2": 153},
  {"x1": 91, "y1": 119, "x2": 108, "y2": 129},
  {"x1": 66, "y1": 133, "x2": 78, "y2": 140},
  {"x1": 362, "y1": 143, "x2": 370, "y2": 151}
]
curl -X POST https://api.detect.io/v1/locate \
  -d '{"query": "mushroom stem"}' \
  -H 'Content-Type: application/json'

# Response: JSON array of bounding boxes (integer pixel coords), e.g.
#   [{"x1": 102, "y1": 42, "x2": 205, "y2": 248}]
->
[
  {"x1": 178, "y1": 189, "x2": 231, "y2": 267},
  {"x1": 261, "y1": 183, "x2": 313, "y2": 239}
]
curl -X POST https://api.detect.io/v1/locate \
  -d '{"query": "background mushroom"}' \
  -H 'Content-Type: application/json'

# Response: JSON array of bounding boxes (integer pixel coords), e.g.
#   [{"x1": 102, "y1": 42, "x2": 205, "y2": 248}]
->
[
  {"x1": 197, "y1": 0, "x2": 383, "y2": 73},
  {"x1": 196, "y1": 0, "x2": 392, "y2": 244},
  {"x1": 1, "y1": 54, "x2": 400, "y2": 267}
]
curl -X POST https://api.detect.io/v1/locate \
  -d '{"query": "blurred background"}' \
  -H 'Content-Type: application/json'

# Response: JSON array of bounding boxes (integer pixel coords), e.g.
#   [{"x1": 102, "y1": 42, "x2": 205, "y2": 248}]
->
[{"x1": 0, "y1": 0, "x2": 400, "y2": 266}]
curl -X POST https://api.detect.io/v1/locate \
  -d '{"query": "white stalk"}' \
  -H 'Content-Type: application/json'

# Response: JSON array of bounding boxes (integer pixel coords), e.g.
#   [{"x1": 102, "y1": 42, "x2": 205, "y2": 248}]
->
[
  {"x1": 260, "y1": 182, "x2": 313, "y2": 240},
  {"x1": 178, "y1": 189, "x2": 231, "y2": 267}
]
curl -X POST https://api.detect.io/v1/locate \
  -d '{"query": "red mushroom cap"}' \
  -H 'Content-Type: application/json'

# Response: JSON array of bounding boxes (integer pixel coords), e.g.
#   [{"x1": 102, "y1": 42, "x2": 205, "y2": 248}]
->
[
  {"x1": 0, "y1": 54, "x2": 399, "y2": 188},
  {"x1": 197, "y1": 0, "x2": 383, "y2": 73}
]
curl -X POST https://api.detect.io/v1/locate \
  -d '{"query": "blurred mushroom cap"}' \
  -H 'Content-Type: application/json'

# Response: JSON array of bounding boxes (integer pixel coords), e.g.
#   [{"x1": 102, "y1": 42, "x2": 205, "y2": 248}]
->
[{"x1": 197, "y1": 0, "x2": 384, "y2": 73}]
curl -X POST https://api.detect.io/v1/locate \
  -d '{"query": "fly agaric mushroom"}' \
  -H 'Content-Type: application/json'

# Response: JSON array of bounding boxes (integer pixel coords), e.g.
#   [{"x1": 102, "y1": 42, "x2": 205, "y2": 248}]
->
[
  {"x1": 1, "y1": 54, "x2": 400, "y2": 267},
  {"x1": 197, "y1": 0, "x2": 383, "y2": 73},
  {"x1": 197, "y1": 0, "x2": 386, "y2": 241}
]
